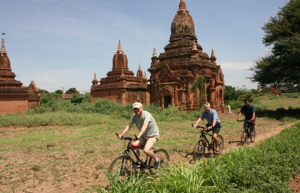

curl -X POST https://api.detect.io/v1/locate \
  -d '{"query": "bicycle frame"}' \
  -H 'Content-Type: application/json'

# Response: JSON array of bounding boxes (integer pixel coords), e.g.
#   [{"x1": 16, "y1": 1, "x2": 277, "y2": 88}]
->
[
  {"x1": 120, "y1": 136, "x2": 152, "y2": 169},
  {"x1": 201, "y1": 131, "x2": 215, "y2": 150}
]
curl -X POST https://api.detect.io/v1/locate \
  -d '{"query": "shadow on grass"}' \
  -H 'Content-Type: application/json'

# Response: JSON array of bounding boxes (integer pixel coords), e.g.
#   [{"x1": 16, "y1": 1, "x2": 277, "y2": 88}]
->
[{"x1": 256, "y1": 108, "x2": 300, "y2": 121}]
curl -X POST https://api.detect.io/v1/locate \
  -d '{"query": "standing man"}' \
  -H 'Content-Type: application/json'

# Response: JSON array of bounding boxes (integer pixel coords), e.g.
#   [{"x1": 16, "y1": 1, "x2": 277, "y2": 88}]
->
[
  {"x1": 193, "y1": 102, "x2": 221, "y2": 153},
  {"x1": 118, "y1": 102, "x2": 161, "y2": 169},
  {"x1": 237, "y1": 99, "x2": 256, "y2": 134}
]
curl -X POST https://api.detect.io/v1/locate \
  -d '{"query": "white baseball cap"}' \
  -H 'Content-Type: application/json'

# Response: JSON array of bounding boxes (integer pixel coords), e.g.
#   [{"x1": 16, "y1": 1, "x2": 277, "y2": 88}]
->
[{"x1": 132, "y1": 102, "x2": 142, "y2": 109}]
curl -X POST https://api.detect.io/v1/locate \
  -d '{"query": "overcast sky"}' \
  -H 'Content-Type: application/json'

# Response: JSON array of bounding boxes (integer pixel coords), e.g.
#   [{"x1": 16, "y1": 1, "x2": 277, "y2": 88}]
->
[{"x1": 0, "y1": 0, "x2": 289, "y2": 93}]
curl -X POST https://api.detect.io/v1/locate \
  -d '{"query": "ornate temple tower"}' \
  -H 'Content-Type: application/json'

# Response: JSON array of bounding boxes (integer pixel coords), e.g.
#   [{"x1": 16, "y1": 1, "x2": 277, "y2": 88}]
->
[
  {"x1": 0, "y1": 37, "x2": 29, "y2": 114},
  {"x1": 91, "y1": 40, "x2": 149, "y2": 105},
  {"x1": 148, "y1": 0, "x2": 225, "y2": 112}
]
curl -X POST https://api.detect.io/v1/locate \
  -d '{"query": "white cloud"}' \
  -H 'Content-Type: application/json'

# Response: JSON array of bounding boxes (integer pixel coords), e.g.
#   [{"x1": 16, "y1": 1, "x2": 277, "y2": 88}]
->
[{"x1": 220, "y1": 62, "x2": 254, "y2": 70}]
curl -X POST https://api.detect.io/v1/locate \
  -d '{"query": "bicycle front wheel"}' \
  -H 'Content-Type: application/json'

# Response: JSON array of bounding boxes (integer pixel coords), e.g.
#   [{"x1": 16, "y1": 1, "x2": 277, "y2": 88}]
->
[
  {"x1": 149, "y1": 149, "x2": 170, "y2": 169},
  {"x1": 213, "y1": 135, "x2": 224, "y2": 154},
  {"x1": 241, "y1": 129, "x2": 248, "y2": 145},
  {"x1": 193, "y1": 138, "x2": 205, "y2": 160},
  {"x1": 108, "y1": 155, "x2": 136, "y2": 180},
  {"x1": 250, "y1": 130, "x2": 256, "y2": 143}
]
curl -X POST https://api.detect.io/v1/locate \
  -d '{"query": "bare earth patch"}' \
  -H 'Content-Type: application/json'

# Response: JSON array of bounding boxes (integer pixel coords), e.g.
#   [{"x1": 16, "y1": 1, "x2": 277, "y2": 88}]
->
[{"x1": 291, "y1": 172, "x2": 300, "y2": 193}]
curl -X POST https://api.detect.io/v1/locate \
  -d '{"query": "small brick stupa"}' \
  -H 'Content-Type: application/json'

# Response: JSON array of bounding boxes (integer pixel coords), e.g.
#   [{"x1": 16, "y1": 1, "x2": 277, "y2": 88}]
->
[
  {"x1": 148, "y1": 0, "x2": 225, "y2": 112},
  {"x1": 91, "y1": 40, "x2": 149, "y2": 105},
  {"x1": 269, "y1": 86, "x2": 281, "y2": 97},
  {"x1": 256, "y1": 86, "x2": 261, "y2": 95},
  {"x1": 26, "y1": 81, "x2": 41, "y2": 109},
  {"x1": 0, "y1": 37, "x2": 29, "y2": 114}
]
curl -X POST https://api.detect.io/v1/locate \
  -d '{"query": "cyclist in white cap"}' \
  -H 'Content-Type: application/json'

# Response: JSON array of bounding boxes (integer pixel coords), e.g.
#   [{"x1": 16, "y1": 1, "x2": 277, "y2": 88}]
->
[{"x1": 118, "y1": 102, "x2": 161, "y2": 169}]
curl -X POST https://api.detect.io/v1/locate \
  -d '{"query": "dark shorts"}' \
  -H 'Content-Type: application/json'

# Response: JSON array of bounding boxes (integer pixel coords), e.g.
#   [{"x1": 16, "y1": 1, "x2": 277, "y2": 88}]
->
[
  {"x1": 205, "y1": 123, "x2": 221, "y2": 135},
  {"x1": 245, "y1": 116, "x2": 255, "y2": 126}
]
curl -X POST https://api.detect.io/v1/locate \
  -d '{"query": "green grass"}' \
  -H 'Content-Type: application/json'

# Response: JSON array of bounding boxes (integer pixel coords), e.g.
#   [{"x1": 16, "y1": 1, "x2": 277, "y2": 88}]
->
[
  {"x1": 0, "y1": 112, "x2": 126, "y2": 127},
  {"x1": 92, "y1": 122, "x2": 300, "y2": 192}
]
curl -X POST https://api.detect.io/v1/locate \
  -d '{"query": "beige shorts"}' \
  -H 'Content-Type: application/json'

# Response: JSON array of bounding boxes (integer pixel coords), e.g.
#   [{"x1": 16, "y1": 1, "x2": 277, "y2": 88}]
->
[{"x1": 138, "y1": 136, "x2": 159, "y2": 149}]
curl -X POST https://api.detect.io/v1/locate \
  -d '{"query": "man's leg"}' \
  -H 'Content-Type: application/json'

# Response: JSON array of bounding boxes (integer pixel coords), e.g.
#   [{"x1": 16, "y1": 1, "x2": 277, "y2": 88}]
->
[
  {"x1": 131, "y1": 138, "x2": 145, "y2": 164},
  {"x1": 143, "y1": 137, "x2": 159, "y2": 162},
  {"x1": 212, "y1": 133, "x2": 219, "y2": 152}
]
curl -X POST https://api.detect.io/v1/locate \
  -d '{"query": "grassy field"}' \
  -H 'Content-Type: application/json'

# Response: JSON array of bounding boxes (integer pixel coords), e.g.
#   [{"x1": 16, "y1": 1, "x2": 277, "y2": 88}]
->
[{"x1": 0, "y1": 95, "x2": 299, "y2": 192}]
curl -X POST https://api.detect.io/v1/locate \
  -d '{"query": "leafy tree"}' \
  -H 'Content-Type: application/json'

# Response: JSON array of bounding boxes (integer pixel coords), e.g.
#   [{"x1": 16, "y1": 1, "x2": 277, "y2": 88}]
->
[
  {"x1": 190, "y1": 76, "x2": 206, "y2": 106},
  {"x1": 55, "y1": 89, "x2": 63, "y2": 94},
  {"x1": 249, "y1": 0, "x2": 300, "y2": 89},
  {"x1": 40, "y1": 89, "x2": 49, "y2": 95},
  {"x1": 224, "y1": 85, "x2": 242, "y2": 102},
  {"x1": 65, "y1": 88, "x2": 78, "y2": 95}
]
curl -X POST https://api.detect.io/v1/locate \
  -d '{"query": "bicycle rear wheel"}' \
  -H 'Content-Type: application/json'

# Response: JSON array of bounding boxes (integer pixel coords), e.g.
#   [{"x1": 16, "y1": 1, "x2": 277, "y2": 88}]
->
[
  {"x1": 108, "y1": 155, "x2": 136, "y2": 181},
  {"x1": 213, "y1": 135, "x2": 224, "y2": 154},
  {"x1": 149, "y1": 149, "x2": 170, "y2": 169},
  {"x1": 193, "y1": 138, "x2": 205, "y2": 160},
  {"x1": 241, "y1": 129, "x2": 248, "y2": 145}
]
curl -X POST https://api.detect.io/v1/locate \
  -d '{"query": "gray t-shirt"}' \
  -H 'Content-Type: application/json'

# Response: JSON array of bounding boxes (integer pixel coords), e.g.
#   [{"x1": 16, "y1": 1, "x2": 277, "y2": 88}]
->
[{"x1": 130, "y1": 111, "x2": 159, "y2": 137}]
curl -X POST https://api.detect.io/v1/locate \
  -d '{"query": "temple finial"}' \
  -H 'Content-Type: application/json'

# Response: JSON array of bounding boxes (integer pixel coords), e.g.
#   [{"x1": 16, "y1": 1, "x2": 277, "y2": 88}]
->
[
  {"x1": 0, "y1": 37, "x2": 6, "y2": 55},
  {"x1": 138, "y1": 63, "x2": 142, "y2": 71},
  {"x1": 211, "y1": 49, "x2": 215, "y2": 57},
  {"x1": 179, "y1": 0, "x2": 187, "y2": 10},
  {"x1": 117, "y1": 39, "x2": 122, "y2": 53},
  {"x1": 144, "y1": 71, "x2": 147, "y2": 79},
  {"x1": 153, "y1": 48, "x2": 157, "y2": 57},
  {"x1": 94, "y1": 73, "x2": 97, "y2": 81}
]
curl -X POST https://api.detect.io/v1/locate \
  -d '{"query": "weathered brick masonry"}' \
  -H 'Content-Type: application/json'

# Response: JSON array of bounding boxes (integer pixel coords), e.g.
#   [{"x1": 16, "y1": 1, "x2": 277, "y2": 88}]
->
[
  {"x1": 91, "y1": 0, "x2": 226, "y2": 113},
  {"x1": 0, "y1": 37, "x2": 40, "y2": 114}
]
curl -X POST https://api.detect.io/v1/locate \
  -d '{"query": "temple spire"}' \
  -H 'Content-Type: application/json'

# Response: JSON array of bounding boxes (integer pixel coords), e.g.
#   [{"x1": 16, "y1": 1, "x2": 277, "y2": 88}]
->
[
  {"x1": 192, "y1": 40, "x2": 197, "y2": 50},
  {"x1": 179, "y1": 0, "x2": 187, "y2": 10},
  {"x1": 153, "y1": 48, "x2": 157, "y2": 57},
  {"x1": 139, "y1": 64, "x2": 142, "y2": 71},
  {"x1": 211, "y1": 49, "x2": 215, "y2": 57},
  {"x1": 117, "y1": 39, "x2": 123, "y2": 53},
  {"x1": 0, "y1": 37, "x2": 6, "y2": 55},
  {"x1": 144, "y1": 71, "x2": 147, "y2": 79},
  {"x1": 94, "y1": 73, "x2": 97, "y2": 81},
  {"x1": 210, "y1": 49, "x2": 216, "y2": 63}
]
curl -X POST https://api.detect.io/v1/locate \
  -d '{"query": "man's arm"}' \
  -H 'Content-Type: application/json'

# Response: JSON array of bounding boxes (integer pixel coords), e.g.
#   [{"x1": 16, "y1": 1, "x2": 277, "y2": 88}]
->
[
  {"x1": 137, "y1": 121, "x2": 150, "y2": 138},
  {"x1": 119, "y1": 122, "x2": 134, "y2": 139},
  {"x1": 237, "y1": 112, "x2": 242, "y2": 121},
  {"x1": 193, "y1": 118, "x2": 202, "y2": 128},
  {"x1": 211, "y1": 119, "x2": 217, "y2": 129},
  {"x1": 251, "y1": 112, "x2": 256, "y2": 120}
]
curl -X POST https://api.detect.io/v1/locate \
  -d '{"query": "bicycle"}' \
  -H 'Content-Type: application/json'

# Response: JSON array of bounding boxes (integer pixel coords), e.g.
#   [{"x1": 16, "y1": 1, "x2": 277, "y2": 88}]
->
[
  {"x1": 192, "y1": 124, "x2": 224, "y2": 160},
  {"x1": 109, "y1": 133, "x2": 170, "y2": 180},
  {"x1": 238, "y1": 119, "x2": 255, "y2": 145}
]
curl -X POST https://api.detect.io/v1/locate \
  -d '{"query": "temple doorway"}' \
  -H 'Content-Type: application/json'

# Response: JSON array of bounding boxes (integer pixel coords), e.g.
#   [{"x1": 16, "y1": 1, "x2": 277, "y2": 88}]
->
[{"x1": 164, "y1": 96, "x2": 171, "y2": 108}]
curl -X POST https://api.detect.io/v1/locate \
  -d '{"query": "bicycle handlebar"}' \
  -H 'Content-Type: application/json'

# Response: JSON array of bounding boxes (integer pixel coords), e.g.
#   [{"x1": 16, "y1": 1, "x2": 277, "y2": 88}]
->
[
  {"x1": 238, "y1": 119, "x2": 252, "y2": 122},
  {"x1": 116, "y1": 133, "x2": 138, "y2": 141},
  {"x1": 191, "y1": 123, "x2": 206, "y2": 129}
]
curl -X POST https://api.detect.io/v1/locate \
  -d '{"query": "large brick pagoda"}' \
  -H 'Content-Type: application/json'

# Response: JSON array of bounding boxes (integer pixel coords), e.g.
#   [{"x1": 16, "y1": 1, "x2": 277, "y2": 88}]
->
[
  {"x1": 0, "y1": 37, "x2": 41, "y2": 114},
  {"x1": 0, "y1": 37, "x2": 29, "y2": 114},
  {"x1": 91, "y1": 40, "x2": 149, "y2": 105},
  {"x1": 148, "y1": 0, "x2": 226, "y2": 112}
]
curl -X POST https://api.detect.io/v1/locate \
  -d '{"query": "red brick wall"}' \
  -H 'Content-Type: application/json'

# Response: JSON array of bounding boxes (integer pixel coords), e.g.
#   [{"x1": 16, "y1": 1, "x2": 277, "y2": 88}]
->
[{"x1": 0, "y1": 98, "x2": 28, "y2": 114}]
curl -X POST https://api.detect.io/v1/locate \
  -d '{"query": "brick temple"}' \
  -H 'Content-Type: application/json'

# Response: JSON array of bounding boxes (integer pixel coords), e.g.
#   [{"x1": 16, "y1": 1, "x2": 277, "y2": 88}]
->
[
  {"x1": 91, "y1": 0, "x2": 226, "y2": 113},
  {"x1": 148, "y1": 0, "x2": 226, "y2": 112},
  {"x1": 91, "y1": 40, "x2": 149, "y2": 105},
  {"x1": 0, "y1": 37, "x2": 40, "y2": 114}
]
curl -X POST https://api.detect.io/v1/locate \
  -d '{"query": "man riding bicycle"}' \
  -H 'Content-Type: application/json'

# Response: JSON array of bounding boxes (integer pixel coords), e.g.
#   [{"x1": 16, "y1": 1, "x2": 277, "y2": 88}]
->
[
  {"x1": 118, "y1": 102, "x2": 161, "y2": 169},
  {"x1": 237, "y1": 99, "x2": 256, "y2": 135},
  {"x1": 193, "y1": 102, "x2": 221, "y2": 154}
]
